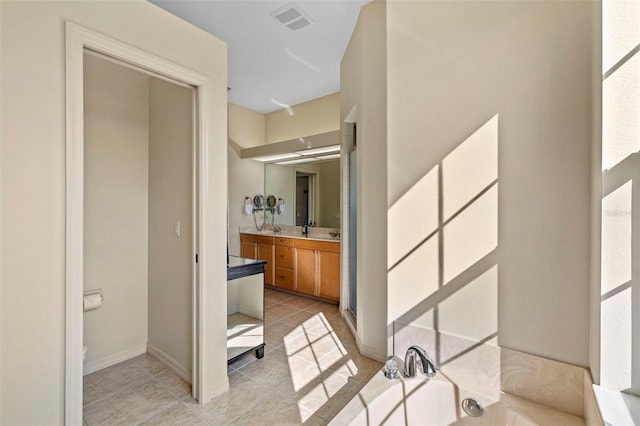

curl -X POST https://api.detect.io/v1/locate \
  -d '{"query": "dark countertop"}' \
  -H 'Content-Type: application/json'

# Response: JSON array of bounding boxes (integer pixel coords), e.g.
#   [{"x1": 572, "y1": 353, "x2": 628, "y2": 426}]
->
[{"x1": 227, "y1": 255, "x2": 266, "y2": 281}]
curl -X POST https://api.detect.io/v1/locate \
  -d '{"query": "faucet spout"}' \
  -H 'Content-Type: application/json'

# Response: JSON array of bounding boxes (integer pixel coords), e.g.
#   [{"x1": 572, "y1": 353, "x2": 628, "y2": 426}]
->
[{"x1": 403, "y1": 345, "x2": 437, "y2": 378}]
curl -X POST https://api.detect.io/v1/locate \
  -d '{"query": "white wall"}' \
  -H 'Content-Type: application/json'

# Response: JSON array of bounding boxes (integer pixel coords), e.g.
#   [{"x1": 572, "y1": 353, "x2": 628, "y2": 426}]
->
[
  {"x1": 386, "y1": 1, "x2": 594, "y2": 366},
  {"x1": 341, "y1": 0, "x2": 388, "y2": 361},
  {"x1": 83, "y1": 53, "x2": 150, "y2": 368},
  {"x1": 598, "y1": 0, "x2": 640, "y2": 393},
  {"x1": 0, "y1": 2, "x2": 228, "y2": 423},
  {"x1": 148, "y1": 77, "x2": 194, "y2": 375}
]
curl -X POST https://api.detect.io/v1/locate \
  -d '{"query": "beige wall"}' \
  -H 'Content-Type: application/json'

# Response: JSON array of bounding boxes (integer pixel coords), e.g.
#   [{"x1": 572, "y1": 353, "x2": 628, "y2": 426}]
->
[
  {"x1": 317, "y1": 160, "x2": 341, "y2": 229},
  {"x1": 266, "y1": 92, "x2": 340, "y2": 144},
  {"x1": 341, "y1": 0, "x2": 388, "y2": 360},
  {"x1": 148, "y1": 78, "x2": 193, "y2": 374},
  {"x1": 386, "y1": 1, "x2": 594, "y2": 366},
  {"x1": 83, "y1": 54, "x2": 150, "y2": 368},
  {"x1": 229, "y1": 103, "x2": 265, "y2": 149},
  {"x1": 0, "y1": 2, "x2": 228, "y2": 423},
  {"x1": 228, "y1": 104, "x2": 266, "y2": 256}
]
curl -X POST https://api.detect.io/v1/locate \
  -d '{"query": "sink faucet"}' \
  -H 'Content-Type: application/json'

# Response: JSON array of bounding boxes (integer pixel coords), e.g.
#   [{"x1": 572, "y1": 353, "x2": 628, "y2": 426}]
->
[
  {"x1": 404, "y1": 345, "x2": 437, "y2": 378},
  {"x1": 302, "y1": 224, "x2": 309, "y2": 237}
]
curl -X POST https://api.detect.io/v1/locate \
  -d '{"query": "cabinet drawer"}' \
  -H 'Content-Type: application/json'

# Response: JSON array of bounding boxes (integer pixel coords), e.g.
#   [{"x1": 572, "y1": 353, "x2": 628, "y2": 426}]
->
[
  {"x1": 275, "y1": 267, "x2": 294, "y2": 290},
  {"x1": 275, "y1": 246, "x2": 294, "y2": 268},
  {"x1": 294, "y1": 239, "x2": 340, "y2": 253},
  {"x1": 274, "y1": 237, "x2": 294, "y2": 247},
  {"x1": 240, "y1": 233, "x2": 274, "y2": 245}
]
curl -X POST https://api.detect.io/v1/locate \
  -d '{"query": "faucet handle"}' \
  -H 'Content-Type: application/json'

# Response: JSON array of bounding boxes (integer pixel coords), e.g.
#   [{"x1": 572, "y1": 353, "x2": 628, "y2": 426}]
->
[{"x1": 384, "y1": 358, "x2": 399, "y2": 380}]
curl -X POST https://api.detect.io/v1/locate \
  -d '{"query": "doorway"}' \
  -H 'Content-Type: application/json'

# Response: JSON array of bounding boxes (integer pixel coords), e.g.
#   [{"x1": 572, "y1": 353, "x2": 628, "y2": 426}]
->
[
  {"x1": 82, "y1": 49, "x2": 195, "y2": 395},
  {"x1": 294, "y1": 170, "x2": 317, "y2": 226},
  {"x1": 65, "y1": 22, "x2": 220, "y2": 424}
]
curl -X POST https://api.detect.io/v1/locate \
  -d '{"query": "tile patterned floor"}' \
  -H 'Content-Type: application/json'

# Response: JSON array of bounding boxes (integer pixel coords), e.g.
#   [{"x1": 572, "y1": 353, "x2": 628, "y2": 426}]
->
[{"x1": 83, "y1": 288, "x2": 382, "y2": 425}]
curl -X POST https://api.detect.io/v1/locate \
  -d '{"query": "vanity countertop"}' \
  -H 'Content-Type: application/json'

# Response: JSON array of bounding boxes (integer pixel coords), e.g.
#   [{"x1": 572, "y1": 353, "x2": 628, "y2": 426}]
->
[
  {"x1": 227, "y1": 255, "x2": 266, "y2": 281},
  {"x1": 239, "y1": 229, "x2": 340, "y2": 243}
]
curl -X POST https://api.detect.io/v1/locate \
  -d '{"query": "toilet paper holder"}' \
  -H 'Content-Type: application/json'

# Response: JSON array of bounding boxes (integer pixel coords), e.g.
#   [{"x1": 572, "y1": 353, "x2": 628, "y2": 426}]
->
[{"x1": 83, "y1": 288, "x2": 104, "y2": 312}]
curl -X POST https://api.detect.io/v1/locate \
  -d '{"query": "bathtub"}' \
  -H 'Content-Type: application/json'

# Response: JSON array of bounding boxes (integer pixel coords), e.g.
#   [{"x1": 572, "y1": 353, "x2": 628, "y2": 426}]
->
[{"x1": 329, "y1": 367, "x2": 584, "y2": 426}]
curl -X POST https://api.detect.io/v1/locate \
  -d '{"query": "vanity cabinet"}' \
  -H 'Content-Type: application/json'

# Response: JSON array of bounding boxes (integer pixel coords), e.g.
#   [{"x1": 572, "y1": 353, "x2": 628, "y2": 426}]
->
[
  {"x1": 240, "y1": 233, "x2": 340, "y2": 302},
  {"x1": 274, "y1": 238, "x2": 295, "y2": 290},
  {"x1": 240, "y1": 234, "x2": 274, "y2": 286},
  {"x1": 294, "y1": 239, "x2": 340, "y2": 302}
]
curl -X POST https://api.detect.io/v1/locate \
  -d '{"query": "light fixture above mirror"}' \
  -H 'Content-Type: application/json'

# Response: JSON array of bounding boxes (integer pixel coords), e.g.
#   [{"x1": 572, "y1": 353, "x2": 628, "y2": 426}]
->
[{"x1": 241, "y1": 130, "x2": 340, "y2": 164}]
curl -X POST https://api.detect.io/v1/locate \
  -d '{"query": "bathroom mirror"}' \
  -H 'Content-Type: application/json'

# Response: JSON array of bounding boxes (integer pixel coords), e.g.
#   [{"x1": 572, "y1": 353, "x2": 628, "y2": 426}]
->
[{"x1": 265, "y1": 159, "x2": 340, "y2": 228}]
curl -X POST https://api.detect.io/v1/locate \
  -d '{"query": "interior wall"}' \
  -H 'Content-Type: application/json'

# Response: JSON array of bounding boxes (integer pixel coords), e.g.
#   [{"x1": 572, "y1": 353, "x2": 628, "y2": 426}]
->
[
  {"x1": 340, "y1": 0, "x2": 388, "y2": 360},
  {"x1": 0, "y1": 2, "x2": 228, "y2": 423},
  {"x1": 598, "y1": 0, "x2": 640, "y2": 393},
  {"x1": 265, "y1": 92, "x2": 340, "y2": 144},
  {"x1": 317, "y1": 160, "x2": 341, "y2": 229},
  {"x1": 83, "y1": 53, "x2": 150, "y2": 368},
  {"x1": 386, "y1": 1, "x2": 594, "y2": 366},
  {"x1": 148, "y1": 77, "x2": 193, "y2": 375},
  {"x1": 265, "y1": 163, "x2": 296, "y2": 226},
  {"x1": 229, "y1": 102, "x2": 265, "y2": 149},
  {"x1": 228, "y1": 103, "x2": 266, "y2": 256}
]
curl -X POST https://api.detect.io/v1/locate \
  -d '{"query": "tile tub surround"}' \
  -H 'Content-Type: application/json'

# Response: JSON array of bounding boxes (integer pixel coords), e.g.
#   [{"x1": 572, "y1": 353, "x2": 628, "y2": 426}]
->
[
  {"x1": 83, "y1": 290, "x2": 381, "y2": 425},
  {"x1": 393, "y1": 321, "x2": 594, "y2": 418}
]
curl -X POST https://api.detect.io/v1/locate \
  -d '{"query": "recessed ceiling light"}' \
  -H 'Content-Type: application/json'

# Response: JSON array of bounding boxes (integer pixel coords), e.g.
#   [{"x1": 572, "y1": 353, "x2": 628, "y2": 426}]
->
[
  {"x1": 295, "y1": 145, "x2": 340, "y2": 156},
  {"x1": 252, "y1": 153, "x2": 301, "y2": 162},
  {"x1": 315, "y1": 153, "x2": 341, "y2": 160},
  {"x1": 275, "y1": 157, "x2": 319, "y2": 165},
  {"x1": 271, "y1": 3, "x2": 314, "y2": 31}
]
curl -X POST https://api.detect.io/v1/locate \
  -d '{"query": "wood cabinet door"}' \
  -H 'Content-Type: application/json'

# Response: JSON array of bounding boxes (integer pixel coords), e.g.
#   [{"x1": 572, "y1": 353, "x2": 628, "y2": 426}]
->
[
  {"x1": 275, "y1": 267, "x2": 295, "y2": 290},
  {"x1": 241, "y1": 241, "x2": 256, "y2": 259},
  {"x1": 295, "y1": 248, "x2": 317, "y2": 296},
  {"x1": 257, "y1": 243, "x2": 275, "y2": 286},
  {"x1": 317, "y1": 250, "x2": 340, "y2": 302}
]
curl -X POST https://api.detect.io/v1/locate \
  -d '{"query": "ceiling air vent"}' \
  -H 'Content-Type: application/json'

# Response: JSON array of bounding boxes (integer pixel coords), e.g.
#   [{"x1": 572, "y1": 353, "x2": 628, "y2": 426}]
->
[{"x1": 271, "y1": 3, "x2": 314, "y2": 31}]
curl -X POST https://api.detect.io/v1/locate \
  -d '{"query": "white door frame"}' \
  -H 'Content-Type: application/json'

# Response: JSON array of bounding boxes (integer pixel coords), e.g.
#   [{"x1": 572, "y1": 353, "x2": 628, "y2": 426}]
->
[{"x1": 65, "y1": 22, "x2": 215, "y2": 424}]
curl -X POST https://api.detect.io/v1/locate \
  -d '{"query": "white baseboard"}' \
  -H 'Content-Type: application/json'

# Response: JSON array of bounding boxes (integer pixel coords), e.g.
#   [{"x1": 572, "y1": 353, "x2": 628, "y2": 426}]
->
[
  {"x1": 238, "y1": 305, "x2": 263, "y2": 320},
  {"x1": 83, "y1": 344, "x2": 147, "y2": 376},
  {"x1": 356, "y1": 337, "x2": 386, "y2": 362},
  {"x1": 341, "y1": 311, "x2": 386, "y2": 362},
  {"x1": 147, "y1": 342, "x2": 192, "y2": 384}
]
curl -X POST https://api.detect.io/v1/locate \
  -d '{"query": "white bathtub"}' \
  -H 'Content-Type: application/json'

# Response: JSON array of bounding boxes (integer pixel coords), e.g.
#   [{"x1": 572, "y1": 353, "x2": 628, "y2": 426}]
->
[{"x1": 330, "y1": 368, "x2": 584, "y2": 426}]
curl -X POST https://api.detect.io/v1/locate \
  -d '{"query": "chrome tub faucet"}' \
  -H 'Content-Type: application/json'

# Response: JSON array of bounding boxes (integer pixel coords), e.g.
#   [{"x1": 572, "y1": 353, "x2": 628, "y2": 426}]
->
[{"x1": 404, "y1": 345, "x2": 437, "y2": 378}]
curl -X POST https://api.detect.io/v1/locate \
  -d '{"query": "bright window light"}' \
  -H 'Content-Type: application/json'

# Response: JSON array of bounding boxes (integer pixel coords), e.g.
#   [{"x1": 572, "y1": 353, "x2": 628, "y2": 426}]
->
[{"x1": 315, "y1": 153, "x2": 341, "y2": 160}]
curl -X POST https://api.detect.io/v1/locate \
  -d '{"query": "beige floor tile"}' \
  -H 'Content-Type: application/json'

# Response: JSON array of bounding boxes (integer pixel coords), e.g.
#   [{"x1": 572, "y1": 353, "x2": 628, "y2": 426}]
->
[
  {"x1": 304, "y1": 414, "x2": 329, "y2": 426},
  {"x1": 186, "y1": 371, "x2": 270, "y2": 425},
  {"x1": 304, "y1": 302, "x2": 340, "y2": 319},
  {"x1": 311, "y1": 378, "x2": 367, "y2": 422},
  {"x1": 81, "y1": 292, "x2": 379, "y2": 426},
  {"x1": 266, "y1": 290, "x2": 297, "y2": 303},
  {"x1": 267, "y1": 304, "x2": 302, "y2": 322},
  {"x1": 295, "y1": 370, "x2": 352, "y2": 415},
  {"x1": 281, "y1": 296, "x2": 322, "y2": 310},
  {"x1": 228, "y1": 396, "x2": 314, "y2": 425},
  {"x1": 83, "y1": 361, "x2": 152, "y2": 407},
  {"x1": 154, "y1": 369, "x2": 192, "y2": 399},
  {"x1": 123, "y1": 353, "x2": 170, "y2": 377},
  {"x1": 279, "y1": 310, "x2": 330, "y2": 329},
  {"x1": 84, "y1": 379, "x2": 177, "y2": 425},
  {"x1": 138, "y1": 402, "x2": 208, "y2": 426}
]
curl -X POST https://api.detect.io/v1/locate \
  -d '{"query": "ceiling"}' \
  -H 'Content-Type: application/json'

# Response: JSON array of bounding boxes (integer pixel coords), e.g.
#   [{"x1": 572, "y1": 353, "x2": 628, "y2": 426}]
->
[{"x1": 151, "y1": 0, "x2": 369, "y2": 114}]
